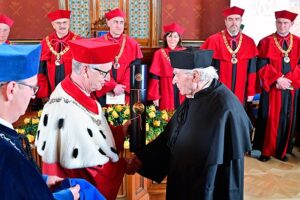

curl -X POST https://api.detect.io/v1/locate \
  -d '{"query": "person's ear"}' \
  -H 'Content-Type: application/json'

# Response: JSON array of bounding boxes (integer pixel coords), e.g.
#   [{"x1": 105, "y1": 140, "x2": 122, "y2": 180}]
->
[
  {"x1": 5, "y1": 82, "x2": 17, "y2": 101},
  {"x1": 80, "y1": 65, "x2": 89, "y2": 78},
  {"x1": 192, "y1": 70, "x2": 200, "y2": 83}
]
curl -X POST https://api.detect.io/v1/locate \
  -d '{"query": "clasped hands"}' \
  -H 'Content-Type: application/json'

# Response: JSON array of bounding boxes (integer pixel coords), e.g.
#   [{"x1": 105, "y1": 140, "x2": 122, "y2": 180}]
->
[
  {"x1": 276, "y1": 76, "x2": 293, "y2": 90},
  {"x1": 125, "y1": 154, "x2": 142, "y2": 175}
]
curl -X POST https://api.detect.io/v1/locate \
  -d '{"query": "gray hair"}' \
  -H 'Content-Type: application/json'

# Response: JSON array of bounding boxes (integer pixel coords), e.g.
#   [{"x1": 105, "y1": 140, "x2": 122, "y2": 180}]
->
[
  {"x1": 180, "y1": 66, "x2": 219, "y2": 81},
  {"x1": 72, "y1": 59, "x2": 101, "y2": 74}
]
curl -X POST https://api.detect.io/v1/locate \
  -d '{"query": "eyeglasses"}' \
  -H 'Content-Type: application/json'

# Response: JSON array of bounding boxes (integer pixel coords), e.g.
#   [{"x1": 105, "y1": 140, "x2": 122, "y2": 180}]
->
[
  {"x1": 0, "y1": 82, "x2": 39, "y2": 96},
  {"x1": 17, "y1": 82, "x2": 39, "y2": 95},
  {"x1": 91, "y1": 68, "x2": 110, "y2": 78}
]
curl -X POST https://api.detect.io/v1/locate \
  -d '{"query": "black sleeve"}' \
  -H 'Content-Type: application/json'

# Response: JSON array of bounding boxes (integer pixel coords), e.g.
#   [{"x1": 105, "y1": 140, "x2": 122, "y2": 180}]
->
[
  {"x1": 136, "y1": 131, "x2": 171, "y2": 183},
  {"x1": 39, "y1": 61, "x2": 48, "y2": 75}
]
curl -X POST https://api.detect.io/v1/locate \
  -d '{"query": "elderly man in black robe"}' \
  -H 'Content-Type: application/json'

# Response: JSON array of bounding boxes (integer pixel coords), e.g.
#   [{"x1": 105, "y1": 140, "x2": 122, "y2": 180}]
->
[{"x1": 131, "y1": 49, "x2": 252, "y2": 200}]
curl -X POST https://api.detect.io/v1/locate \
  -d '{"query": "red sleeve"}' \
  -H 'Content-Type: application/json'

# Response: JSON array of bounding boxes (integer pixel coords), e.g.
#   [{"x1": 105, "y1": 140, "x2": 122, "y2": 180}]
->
[
  {"x1": 257, "y1": 38, "x2": 283, "y2": 92},
  {"x1": 147, "y1": 78, "x2": 160, "y2": 101},
  {"x1": 285, "y1": 65, "x2": 300, "y2": 89}
]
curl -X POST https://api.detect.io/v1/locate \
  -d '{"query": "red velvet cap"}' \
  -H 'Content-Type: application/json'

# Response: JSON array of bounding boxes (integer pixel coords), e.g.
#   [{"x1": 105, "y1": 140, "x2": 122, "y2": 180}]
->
[
  {"x1": 0, "y1": 14, "x2": 14, "y2": 27},
  {"x1": 222, "y1": 6, "x2": 244, "y2": 17},
  {"x1": 275, "y1": 10, "x2": 298, "y2": 22},
  {"x1": 69, "y1": 38, "x2": 119, "y2": 64},
  {"x1": 105, "y1": 8, "x2": 126, "y2": 20},
  {"x1": 47, "y1": 10, "x2": 71, "y2": 22},
  {"x1": 163, "y1": 23, "x2": 184, "y2": 35}
]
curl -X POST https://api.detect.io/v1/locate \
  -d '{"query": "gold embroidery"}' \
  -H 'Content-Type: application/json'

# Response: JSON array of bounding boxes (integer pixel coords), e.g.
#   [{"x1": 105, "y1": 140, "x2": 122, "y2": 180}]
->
[
  {"x1": 273, "y1": 33, "x2": 293, "y2": 63},
  {"x1": 46, "y1": 35, "x2": 77, "y2": 66},
  {"x1": 105, "y1": 34, "x2": 126, "y2": 69},
  {"x1": 161, "y1": 48, "x2": 170, "y2": 63},
  {"x1": 221, "y1": 30, "x2": 243, "y2": 64}
]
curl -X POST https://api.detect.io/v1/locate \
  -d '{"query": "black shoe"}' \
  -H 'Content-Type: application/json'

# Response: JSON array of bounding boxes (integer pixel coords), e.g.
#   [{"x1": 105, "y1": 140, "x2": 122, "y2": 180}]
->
[
  {"x1": 278, "y1": 155, "x2": 288, "y2": 162},
  {"x1": 258, "y1": 155, "x2": 271, "y2": 162}
]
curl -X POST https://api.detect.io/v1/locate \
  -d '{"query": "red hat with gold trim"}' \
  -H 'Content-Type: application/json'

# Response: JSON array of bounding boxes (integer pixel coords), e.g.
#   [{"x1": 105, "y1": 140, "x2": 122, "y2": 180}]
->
[
  {"x1": 163, "y1": 23, "x2": 184, "y2": 35},
  {"x1": 47, "y1": 9, "x2": 71, "y2": 22},
  {"x1": 69, "y1": 38, "x2": 119, "y2": 64},
  {"x1": 275, "y1": 10, "x2": 298, "y2": 22},
  {"x1": 222, "y1": 6, "x2": 244, "y2": 17},
  {"x1": 105, "y1": 8, "x2": 126, "y2": 20},
  {"x1": 0, "y1": 14, "x2": 14, "y2": 27}
]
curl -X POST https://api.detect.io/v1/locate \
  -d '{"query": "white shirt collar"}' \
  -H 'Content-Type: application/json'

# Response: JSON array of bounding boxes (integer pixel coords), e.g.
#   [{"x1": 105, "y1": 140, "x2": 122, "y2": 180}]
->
[{"x1": 0, "y1": 117, "x2": 14, "y2": 130}]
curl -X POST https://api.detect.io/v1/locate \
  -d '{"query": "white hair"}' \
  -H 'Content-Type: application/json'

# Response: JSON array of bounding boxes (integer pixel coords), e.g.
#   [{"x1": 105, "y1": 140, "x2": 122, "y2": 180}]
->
[{"x1": 179, "y1": 66, "x2": 219, "y2": 81}]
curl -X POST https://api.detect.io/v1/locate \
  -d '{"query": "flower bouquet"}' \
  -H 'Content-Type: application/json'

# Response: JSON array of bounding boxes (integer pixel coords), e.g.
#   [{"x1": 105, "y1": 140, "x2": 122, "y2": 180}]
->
[
  {"x1": 145, "y1": 105, "x2": 174, "y2": 143},
  {"x1": 15, "y1": 110, "x2": 42, "y2": 144}
]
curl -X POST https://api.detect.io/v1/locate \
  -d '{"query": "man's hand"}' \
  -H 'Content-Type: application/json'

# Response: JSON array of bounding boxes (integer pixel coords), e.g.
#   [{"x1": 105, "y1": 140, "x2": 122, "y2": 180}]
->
[
  {"x1": 153, "y1": 99, "x2": 159, "y2": 107},
  {"x1": 69, "y1": 184, "x2": 80, "y2": 200},
  {"x1": 276, "y1": 77, "x2": 292, "y2": 90},
  {"x1": 125, "y1": 154, "x2": 142, "y2": 175},
  {"x1": 247, "y1": 96, "x2": 254, "y2": 102},
  {"x1": 113, "y1": 84, "x2": 126, "y2": 96},
  {"x1": 46, "y1": 175, "x2": 63, "y2": 188}
]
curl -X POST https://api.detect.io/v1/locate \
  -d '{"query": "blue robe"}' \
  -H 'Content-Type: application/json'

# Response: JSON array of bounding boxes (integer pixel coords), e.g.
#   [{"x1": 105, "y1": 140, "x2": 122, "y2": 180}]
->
[{"x1": 0, "y1": 123, "x2": 55, "y2": 200}]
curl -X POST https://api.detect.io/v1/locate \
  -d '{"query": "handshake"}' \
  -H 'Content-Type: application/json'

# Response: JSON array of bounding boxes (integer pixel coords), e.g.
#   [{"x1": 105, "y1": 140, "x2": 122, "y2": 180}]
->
[{"x1": 125, "y1": 154, "x2": 142, "y2": 175}]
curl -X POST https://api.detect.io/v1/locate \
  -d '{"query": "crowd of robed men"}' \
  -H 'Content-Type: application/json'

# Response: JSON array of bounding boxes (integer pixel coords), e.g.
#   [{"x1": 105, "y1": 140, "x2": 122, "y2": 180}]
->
[{"x1": 0, "y1": 5, "x2": 300, "y2": 200}]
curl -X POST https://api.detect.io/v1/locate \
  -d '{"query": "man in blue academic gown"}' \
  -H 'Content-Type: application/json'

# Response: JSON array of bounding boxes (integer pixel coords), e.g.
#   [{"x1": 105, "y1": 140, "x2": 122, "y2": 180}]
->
[{"x1": 0, "y1": 44, "x2": 87, "y2": 199}]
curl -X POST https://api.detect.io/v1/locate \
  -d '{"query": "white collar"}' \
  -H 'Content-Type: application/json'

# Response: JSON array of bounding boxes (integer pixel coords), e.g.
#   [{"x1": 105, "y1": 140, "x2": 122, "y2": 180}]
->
[{"x1": 0, "y1": 117, "x2": 14, "y2": 130}]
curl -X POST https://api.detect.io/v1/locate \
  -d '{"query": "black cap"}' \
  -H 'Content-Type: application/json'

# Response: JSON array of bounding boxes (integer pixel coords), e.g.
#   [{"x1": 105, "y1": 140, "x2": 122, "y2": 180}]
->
[{"x1": 169, "y1": 49, "x2": 213, "y2": 69}]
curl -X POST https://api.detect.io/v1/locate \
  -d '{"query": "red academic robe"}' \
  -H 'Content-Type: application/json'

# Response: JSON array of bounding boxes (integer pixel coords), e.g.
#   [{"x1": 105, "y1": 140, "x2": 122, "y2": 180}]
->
[
  {"x1": 253, "y1": 33, "x2": 300, "y2": 158},
  {"x1": 201, "y1": 29, "x2": 259, "y2": 104},
  {"x1": 42, "y1": 77, "x2": 126, "y2": 200},
  {"x1": 94, "y1": 33, "x2": 143, "y2": 103},
  {"x1": 37, "y1": 31, "x2": 80, "y2": 98},
  {"x1": 148, "y1": 47, "x2": 185, "y2": 110}
]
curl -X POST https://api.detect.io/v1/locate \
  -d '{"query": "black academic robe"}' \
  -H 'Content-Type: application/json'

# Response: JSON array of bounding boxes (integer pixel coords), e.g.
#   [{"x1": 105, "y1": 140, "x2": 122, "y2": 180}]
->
[
  {"x1": 136, "y1": 79, "x2": 252, "y2": 200},
  {"x1": 0, "y1": 123, "x2": 54, "y2": 200}
]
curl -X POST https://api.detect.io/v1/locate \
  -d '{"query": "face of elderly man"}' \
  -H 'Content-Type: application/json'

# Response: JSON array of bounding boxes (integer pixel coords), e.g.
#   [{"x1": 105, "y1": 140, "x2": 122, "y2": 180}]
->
[
  {"x1": 172, "y1": 69, "x2": 195, "y2": 96},
  {"x1": 51, "y1": 18, "x2": 70, "y2": 38},
  {"x1": 0, "y1": 23, "x2": 10, "y2": 44},
  {"x1": 84, "y1": 62, "x2": 112, "y2": 92}
]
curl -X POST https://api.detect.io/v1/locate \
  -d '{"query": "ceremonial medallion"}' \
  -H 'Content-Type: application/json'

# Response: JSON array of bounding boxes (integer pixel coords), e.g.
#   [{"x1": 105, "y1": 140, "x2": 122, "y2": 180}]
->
[
  {"x1": 231, "y1": 54, "x2": 238, "y2": 64},
  {"x1": 55, "y1": 58, "x2": 61, "y2": 66},
  {"x1": 114, "y1": 62, "x2": 120, "y2": 69},
  {"x1": 284, "y1": 55, "x2": 290, "y2": 63}
]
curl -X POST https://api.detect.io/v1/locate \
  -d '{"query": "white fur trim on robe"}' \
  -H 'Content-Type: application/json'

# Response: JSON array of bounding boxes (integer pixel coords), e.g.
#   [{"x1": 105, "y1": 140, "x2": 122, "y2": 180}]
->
[{"x1": 35, "y1": 84, "x2": 119, "y2": 169}]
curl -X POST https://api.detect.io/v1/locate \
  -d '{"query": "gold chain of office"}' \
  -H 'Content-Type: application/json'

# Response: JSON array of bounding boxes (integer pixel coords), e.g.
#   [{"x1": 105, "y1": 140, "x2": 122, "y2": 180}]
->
[
  {"x1": 273, "y1": 33, "x2": 293, "y2": 63},
  {"x1": 161, "y1": 48, "x2": 170, "y2": 63},
  {"x1": 46, "y1": 35, "x2": 77, "y2": 66},
  {"x1": 105, "y1": 34, "x2": 127, "y2": 69},
  {"x1": 221, "y1": 30, "x2": 243, "y2": 64}
]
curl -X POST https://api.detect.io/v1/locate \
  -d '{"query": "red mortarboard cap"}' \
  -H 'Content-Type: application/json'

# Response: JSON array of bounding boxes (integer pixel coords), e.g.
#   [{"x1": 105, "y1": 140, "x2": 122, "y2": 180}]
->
[
  {"x1": 222, "y1": 6, "x2": 245, "y2": 17},
  {"x1": 0, "y1": 14, "x2": 14, "y2": 27},
  {"x1": 47, "y1": 10, "x2": 71, "y2": 22},
  {"x1": 69, "y1": 38, "x2": 119, "y2": 64},
  {"x1": 163, "y1": 23, "x2": 185, "y2": 35},
  {"x1": 275, "y1": 10, "x2": 298, "y2": 22},
  {"x1": 105, "y1": 8, "x2": 126, "y2": 20}
]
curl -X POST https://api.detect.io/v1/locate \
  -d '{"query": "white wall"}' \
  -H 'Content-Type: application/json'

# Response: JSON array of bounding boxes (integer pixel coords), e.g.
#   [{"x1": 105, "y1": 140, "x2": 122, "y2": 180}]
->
[{"x1": 230, "y1": 0, "x2": 300, "y2": 44}]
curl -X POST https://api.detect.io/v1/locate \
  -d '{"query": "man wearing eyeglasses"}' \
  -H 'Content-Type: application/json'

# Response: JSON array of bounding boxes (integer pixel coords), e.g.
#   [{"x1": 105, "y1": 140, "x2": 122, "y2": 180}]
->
[
  {"x1": 0, "y1": 44, "x2": 82, "y2": 199},
  {"x1": 36, "y1": 38, "x2": 137, "y2": 200},
  {"x1": 37, "y1": 9, "x2": 81, "y2": 100}
]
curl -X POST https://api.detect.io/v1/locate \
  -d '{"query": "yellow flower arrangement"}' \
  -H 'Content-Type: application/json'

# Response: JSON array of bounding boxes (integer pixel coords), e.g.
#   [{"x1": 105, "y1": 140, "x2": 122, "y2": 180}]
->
[
  {"x1": 145, "y1": 105, "x2": 174, "y2": 142},
  {"x1": 103, "y1": 105, "x2": 130, "y2": 126},
  {"x1": 15, "y1": 110, "x2": 42, "y2": 144},
  {"x1": 103, "y1": 104, "x2": 174, "y2": 144}
]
